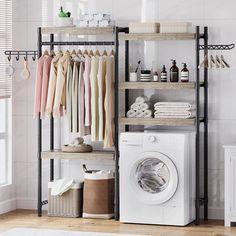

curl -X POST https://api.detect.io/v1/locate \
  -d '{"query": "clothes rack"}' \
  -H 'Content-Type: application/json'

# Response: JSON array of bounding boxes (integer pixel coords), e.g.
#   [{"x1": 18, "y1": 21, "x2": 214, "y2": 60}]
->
[{"x1": 37, "y1": 26, "x2": 125, "y2": 220}]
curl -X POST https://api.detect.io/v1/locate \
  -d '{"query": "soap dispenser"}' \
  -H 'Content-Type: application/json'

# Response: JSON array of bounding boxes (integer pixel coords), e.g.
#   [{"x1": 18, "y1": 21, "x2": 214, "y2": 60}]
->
[
  {"x1": 180, "y1": 63, "x2": 189, "y2": 82},
  {"x1": 161, "y1": 65, "x2": 167, "y2": 82},
  {"x1": 170, "y1": 59, "x2": 179, "y2": 82}
]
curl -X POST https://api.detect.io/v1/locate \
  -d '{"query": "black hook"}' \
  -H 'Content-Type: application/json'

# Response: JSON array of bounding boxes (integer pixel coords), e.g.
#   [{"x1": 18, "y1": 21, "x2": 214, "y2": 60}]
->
[
  {"x1": 32, "y1": 51, "x2": 36, "y2": 61},
  {"x1": 16, "y1": 52, "x2": 20, "y2": 61},
  {"x1": 24, "y1": 52, "x2": 28, "y2": 61},
  {"x1": 7, "y1": 54, "x2": 11, "y2": 61}
]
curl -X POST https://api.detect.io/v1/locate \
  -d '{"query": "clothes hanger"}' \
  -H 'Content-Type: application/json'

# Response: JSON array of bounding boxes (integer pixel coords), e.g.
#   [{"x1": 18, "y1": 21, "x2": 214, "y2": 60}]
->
[
  {"x1": 215, "y1": 54, "x2": 221, "y2": 68},
  {"x1": 221, "y1": 54, "x2": 230, "y2": 68},
  {"x1": 95, "y1": 49, "x2": 100, "y2": 57},
  {"x1": 43, "y1": 49, "x2": 49, "y2": 56},
  {"x1": 83, "y1": 49, "x2": 89, "y2": 55},
  {"x1": 199, "y1": 55, "x2": 208, "y2": 68},
  {"x1": 210, "y1": 54, "x2": 216, "y2": 69},
  {"x1": 89, "y1": 49, "x2": 94, "y2": 56},
  {"x1": 77, "y1": 49, "x2": 82, "y2": 56},
  {"x1": 109, "y1": 49, "x2": 115, "y2": 56},
  {"x1": 50, "y1": 50, "x2": 55, "y2": 57},
  {"x1": 102, "y1": 49, "x2": 108, "y2": 56},
  {"x1": 71, "y1": 49, "x2": 76, "y2": 55}
]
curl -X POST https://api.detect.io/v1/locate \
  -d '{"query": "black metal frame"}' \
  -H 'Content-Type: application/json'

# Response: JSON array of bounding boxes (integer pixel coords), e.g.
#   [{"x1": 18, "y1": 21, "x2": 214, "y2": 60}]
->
[
  {"x1": 37, "y1": 26, "x2": 123, "y2": 219},
  {"x1": 4, "y1": 50, "x2": 38, "y2": 61}
]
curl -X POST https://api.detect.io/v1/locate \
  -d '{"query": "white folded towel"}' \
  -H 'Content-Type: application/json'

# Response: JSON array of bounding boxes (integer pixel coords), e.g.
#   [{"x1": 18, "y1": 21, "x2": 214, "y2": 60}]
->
[
  {"x1": 154, "y1": 110, "x2": 196, "y2": 119},
  {"x1": 135, "y1": 96, "x2": 148, "y2": 104},
  {"x1": 127, "y1": 109, "x2": 152, "y2": 118},
  {"x1": 154, "y1": 102, "x2": 195, "y2": 110},
  {"x1": 51, "y1": 178, "x2": 75, "y2": 196}
]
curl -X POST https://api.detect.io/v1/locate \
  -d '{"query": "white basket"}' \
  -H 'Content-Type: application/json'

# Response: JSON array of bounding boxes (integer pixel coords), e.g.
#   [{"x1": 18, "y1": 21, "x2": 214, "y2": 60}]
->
[
  {"x1": 160, "y1": 22, "x2": 192, "y2": 33},
  {"x1": 129, "y1": 22, "x2": 160, "y2": 34}
]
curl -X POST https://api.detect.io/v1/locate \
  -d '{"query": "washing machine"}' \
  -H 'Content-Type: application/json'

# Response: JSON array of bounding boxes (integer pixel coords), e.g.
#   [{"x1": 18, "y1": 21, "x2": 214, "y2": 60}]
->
[{"x1": 119, "y1": 131, "x2": 195, "y2": 226}]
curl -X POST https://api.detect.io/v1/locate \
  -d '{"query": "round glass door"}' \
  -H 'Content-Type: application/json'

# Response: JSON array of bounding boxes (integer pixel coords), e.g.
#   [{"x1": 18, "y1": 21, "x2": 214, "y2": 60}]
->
[
  {"x1": 130, "y1": 152, "x2": 178, "y2": 205},
  {"x1": 135, "y1": 158, "x2": 170, "y2": 194}
]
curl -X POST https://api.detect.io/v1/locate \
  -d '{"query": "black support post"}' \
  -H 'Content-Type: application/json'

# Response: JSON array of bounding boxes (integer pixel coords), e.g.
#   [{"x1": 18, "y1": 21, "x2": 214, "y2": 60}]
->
[
  {"x1": 114, "y1": 27, "x2": 119, "y2": 221},
  {"x1": 124, "y1": 28, "x2": 129, "y2": 132},
  {"x1": 37, "y1": 27, "x2": 42, "y2": 217},
  {"x1": 203, "y1": 26, "x2": 209, "y2": 220},
  {"x1": 195, "y1": 26, "x2": 200, "y2": 225},
  {"x1": 49, "y1": 34, "x2": 54, "y2": 182}
]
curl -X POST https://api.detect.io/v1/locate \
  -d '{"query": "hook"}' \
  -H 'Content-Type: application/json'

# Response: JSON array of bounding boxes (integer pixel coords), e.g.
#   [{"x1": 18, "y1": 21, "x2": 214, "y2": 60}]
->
[
  {"x1": 7, "y1": 54, "x2": 11, "y2": 62},
  {"x1": 32, "y1": 51, "x2": 36, "y2": 61},
  {"x1": 24, "y1": 52, "x2": 28, "y2": 61},
  {"x1": 16, "y1": 52, "x2": 20, "y2": 61}
]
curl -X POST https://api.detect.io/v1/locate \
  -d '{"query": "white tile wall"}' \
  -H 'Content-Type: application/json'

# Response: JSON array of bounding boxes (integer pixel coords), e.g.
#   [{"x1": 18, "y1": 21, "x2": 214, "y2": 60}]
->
[{"x1": 10, "y1": 0, "x2": 236, "y2": 220}]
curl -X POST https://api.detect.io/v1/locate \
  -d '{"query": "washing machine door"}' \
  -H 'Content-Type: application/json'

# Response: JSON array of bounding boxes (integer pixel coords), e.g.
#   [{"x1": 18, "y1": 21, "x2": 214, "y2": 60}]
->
[{"x1": 130, "y1": 151, "x2": 178, "y2": 205}]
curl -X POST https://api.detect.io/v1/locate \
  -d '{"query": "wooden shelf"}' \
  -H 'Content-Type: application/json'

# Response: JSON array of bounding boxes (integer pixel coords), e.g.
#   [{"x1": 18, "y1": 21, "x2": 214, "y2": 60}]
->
[
  {"x1": 119, "y1": 33, "x2": 196, "y2": 41},
  {"x1": 41, "y1": 26, "x2": 114, "y2": 35},
  {"x1": 120, "y1": 117, "x2": 195, "y2": 126},
  {"x1": 119, "y1": 82, "x2": 198, "y2": 90},
  {"x1": 41, "y1": 150, "x2": 114, "y2": 161}
]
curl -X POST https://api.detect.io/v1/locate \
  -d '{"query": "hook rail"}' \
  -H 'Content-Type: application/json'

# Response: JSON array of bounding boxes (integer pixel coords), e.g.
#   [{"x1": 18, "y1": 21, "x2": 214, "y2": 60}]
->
[
  {"x1": 199, "y1": 43, "x2": 235, "y2": 50},
  {"x1": 4, "y1": 50, "x2": 38, "y2": 61}
]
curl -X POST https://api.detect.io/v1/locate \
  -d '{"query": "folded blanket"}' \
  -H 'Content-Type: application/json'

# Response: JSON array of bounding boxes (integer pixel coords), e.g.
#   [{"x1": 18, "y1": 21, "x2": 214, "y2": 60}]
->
[
  {"x1": 154, "y1": 102, "x2": 195, "y2": 111},
  {"x1": 154, "y1": 110, "x2": 196, "y2": 119}
]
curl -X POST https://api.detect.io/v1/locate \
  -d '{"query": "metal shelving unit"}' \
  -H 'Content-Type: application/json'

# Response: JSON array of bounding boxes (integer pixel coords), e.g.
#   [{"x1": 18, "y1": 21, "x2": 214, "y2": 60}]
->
[
  {"x1": 37, "y1": 26, "x2": 125, "y2": 220},
  {"x1": 118, "y1": 26, "x2": 208, "y2": 225}
]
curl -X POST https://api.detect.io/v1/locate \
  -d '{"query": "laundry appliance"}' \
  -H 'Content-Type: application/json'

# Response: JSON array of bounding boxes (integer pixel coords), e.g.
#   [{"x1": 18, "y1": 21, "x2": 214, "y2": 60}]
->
[{"x1": 119, "y1": 131, "x2": 195, "y2": 226}]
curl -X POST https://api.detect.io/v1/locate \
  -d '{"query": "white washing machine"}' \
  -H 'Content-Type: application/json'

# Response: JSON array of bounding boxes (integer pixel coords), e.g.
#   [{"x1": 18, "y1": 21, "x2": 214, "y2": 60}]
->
[{"x1": 119, "y1": 131, "x2": 195, "y2": 226}]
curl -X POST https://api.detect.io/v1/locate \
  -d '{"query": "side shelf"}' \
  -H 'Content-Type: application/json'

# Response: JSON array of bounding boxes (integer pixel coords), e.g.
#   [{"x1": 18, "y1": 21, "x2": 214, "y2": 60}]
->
[
  {"x1": 119, "y1": 82, "x2": 204, "y2": 90},
  {"x1": 120, "y1": 117, "x2": 195, "y2": 126}
]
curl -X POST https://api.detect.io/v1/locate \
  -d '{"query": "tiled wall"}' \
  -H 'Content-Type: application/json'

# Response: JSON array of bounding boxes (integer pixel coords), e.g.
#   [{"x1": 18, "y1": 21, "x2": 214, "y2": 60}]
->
[{"x1": 11, "y1": 0, "x2": 236, "y2": 219}]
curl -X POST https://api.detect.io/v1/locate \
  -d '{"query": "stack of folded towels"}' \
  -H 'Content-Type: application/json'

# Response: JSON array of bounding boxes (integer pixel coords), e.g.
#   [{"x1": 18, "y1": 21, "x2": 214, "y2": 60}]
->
[
  {"x1": 154, "y1": 102, "x2": 196, "y2": 119},
  {"x1": 127, "y1": 96, "x2": 152, "y2": 118}
]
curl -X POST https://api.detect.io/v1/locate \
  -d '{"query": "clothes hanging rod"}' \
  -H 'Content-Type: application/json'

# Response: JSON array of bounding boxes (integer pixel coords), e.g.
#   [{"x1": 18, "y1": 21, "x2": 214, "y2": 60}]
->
[
  {"x1": 40, "y1": 41, "x2": 115, "y2": 46},
  {"x1": 199, "y1": 43, "x2": 235, "y2": 50}
]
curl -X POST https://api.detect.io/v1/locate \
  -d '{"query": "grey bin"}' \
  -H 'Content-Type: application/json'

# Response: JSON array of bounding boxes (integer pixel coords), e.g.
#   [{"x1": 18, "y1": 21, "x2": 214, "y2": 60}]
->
[{"x1": 48, "y1": 181, "x2": 83, "y2": 218}]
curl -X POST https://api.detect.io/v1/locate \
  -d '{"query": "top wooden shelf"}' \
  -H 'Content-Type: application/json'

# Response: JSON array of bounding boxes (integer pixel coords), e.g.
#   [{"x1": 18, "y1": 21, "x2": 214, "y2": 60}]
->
[
  {"x1": 41, "y1": 26, "x2": 115, "y2": 35},
  {"x1": 41, "y1": 150, "x2": 115, "y2": 161},
  {"x1": 119, "y1": 33, "x2": 196, "y2": 41}
]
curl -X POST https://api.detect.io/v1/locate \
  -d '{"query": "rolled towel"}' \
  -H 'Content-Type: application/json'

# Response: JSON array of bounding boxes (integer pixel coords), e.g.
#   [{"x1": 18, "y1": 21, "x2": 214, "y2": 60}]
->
[
  {"x1": 135, "y1": 96, "x2": 148, "y2": 104},
  {"x1": 130, "y1": 102, "x2": 141, "y2": 110},
  {"x1": 154, "y1": 102, "x2": 195, "y2": 110},
  {"x1": 136, "y1": 109, "x2": 152, "y2": 118},
  {"x1": 127, "y1": 110, "x2": 138, "y2": 118},
  {"x1": 154, "y1": 110, "x2": 196, "y2": 119},
  {"x1": 139, "y1": 102, "x2": 150, "y2": 110}
]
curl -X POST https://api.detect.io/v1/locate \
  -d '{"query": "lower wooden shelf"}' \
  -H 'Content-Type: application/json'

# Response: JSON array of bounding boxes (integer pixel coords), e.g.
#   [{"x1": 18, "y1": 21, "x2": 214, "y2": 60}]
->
[
  {"x1": 120, "y1": 117, "x2": 195, "y2": 126},
  {"x1": 41, "y1": 150, "x2": 115, "y2": 161}
]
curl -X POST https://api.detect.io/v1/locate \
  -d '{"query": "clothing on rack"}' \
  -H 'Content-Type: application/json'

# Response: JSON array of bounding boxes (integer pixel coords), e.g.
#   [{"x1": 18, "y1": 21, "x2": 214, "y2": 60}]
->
[
  {"x1": 34, "y1": 49, "x2": 115, "y2": 148},
  {"x1": 45, "y1": 52, "x2": 63, "y2": 116}
]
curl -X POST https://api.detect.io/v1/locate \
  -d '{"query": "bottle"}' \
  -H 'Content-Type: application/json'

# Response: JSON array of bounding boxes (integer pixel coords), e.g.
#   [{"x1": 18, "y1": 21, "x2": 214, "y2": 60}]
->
[
  {"x1": 153, "y1": 71, "x2": 159, "y2": 82},
  {"x1": 160, "y1": 65, "x2": 167, "y2": 82},
  {"x1": 170, "y1": 59, "x2": 179, "y2": 82},
  {"x1": 181, "y1": 63, "x2": 189, "y2": 82}
]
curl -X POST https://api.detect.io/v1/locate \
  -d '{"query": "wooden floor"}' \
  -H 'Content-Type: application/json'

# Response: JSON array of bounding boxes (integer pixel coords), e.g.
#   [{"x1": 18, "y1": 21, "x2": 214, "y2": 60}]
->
[{"x1": 0, "y1": 210, "x2": 236, "y2": 236}]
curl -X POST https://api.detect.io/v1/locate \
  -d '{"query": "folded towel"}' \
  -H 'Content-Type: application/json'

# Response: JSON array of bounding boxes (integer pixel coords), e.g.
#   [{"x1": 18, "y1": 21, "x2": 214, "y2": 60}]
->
[
  {"x1": 154, "y1": 110, "x2": 196, "y2": 119},
  {"x1": 127, "y1": 109, "x2": 152, "y2": 118},
  {"x1": 131, "y1": 102, "x2": 150, "y2": 111},
  {"x1": 155, "y1": 107, "x2": 195, "y2": 112},
  {"x1": 130, "y1": 102, "x2": 141, "y2": 110},
  {"x1": 154, "y1": 102, "x2": 195, "y2": 110},
  {"x1": 135, "y1": 96, "x2": 148, "y2": 104}
]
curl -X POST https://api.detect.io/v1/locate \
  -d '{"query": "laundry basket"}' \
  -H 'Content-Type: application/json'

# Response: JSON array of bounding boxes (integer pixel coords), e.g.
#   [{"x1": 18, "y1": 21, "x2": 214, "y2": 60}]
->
[
  {"x1": 48, "y1": 180, "x2": 83, "y2": 218},
  {"x1": 83, "y1": 166, "x2": 114, "y2": 219}
]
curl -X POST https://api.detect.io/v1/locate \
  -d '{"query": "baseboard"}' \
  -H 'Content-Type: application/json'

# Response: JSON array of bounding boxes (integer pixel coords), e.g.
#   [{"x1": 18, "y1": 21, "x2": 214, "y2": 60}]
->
[
  {"x1": 16, "y1": 198, "x2": 48, "y2": 210},
  {"x1": 208, "y1": 207, "x2": 224, "y2": 220},
  {"x1": 0, "y1": 198, "x2": 17, "y2": 214}
]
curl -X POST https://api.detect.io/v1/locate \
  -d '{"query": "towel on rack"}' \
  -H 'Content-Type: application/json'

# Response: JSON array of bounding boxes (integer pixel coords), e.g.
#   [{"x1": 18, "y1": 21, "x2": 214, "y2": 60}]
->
[
  {"x1": 130, "y1": 102, "x2": 150, "y2": 111},
  {"x1": 135, "y1": 95, "x2": 148, "y2": 104},
  {"x1": 136, "y1": 109, "x2": 152, "y2": 118},
  {"x1": 154, "y1": 102, "x2": 195, "y2": 110},
  {"x1": 154, "y1": 110, "x2": 196, "y2": 119}
]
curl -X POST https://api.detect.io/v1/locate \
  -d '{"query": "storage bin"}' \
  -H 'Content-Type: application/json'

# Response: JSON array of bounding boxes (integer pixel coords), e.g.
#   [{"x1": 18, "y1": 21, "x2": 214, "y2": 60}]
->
[
  {"x1": 160, "y1": 22, "x2": 192, "y2": 33},
  {"x1": 83, "y1": 170, "x2": 114, "y2": 219},
  {"x1": 129, "y1": 22, "x2": 160, "y2": 33},
  {"x1": 48, "y1": 181, "x2": 83, "y2": 218}
]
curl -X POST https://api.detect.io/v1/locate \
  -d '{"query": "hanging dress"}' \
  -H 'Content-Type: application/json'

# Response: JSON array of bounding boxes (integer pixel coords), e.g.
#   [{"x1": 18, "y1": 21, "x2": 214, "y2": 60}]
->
[
  {"x1": 97, "y1": 55, "x2": 106, "y2": 141},
  {"x1": 45, "y1": 52, "x2": 63, "y2": 116},
  {"x1": 66, "y1": 62, "x2": 73, "y2": 132},
  {"x1": 40, "y1": 55, "x2": 53, "y2": 119},
  {"x1": 90, "y1": 56, "x2": 99, "y2": 141},
  {"x1": 83, "y1": 55, "x2": 91, "y2": 127},
  {"x1": 104, "y1": 55, "x2": 115, "y2": 148}
]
